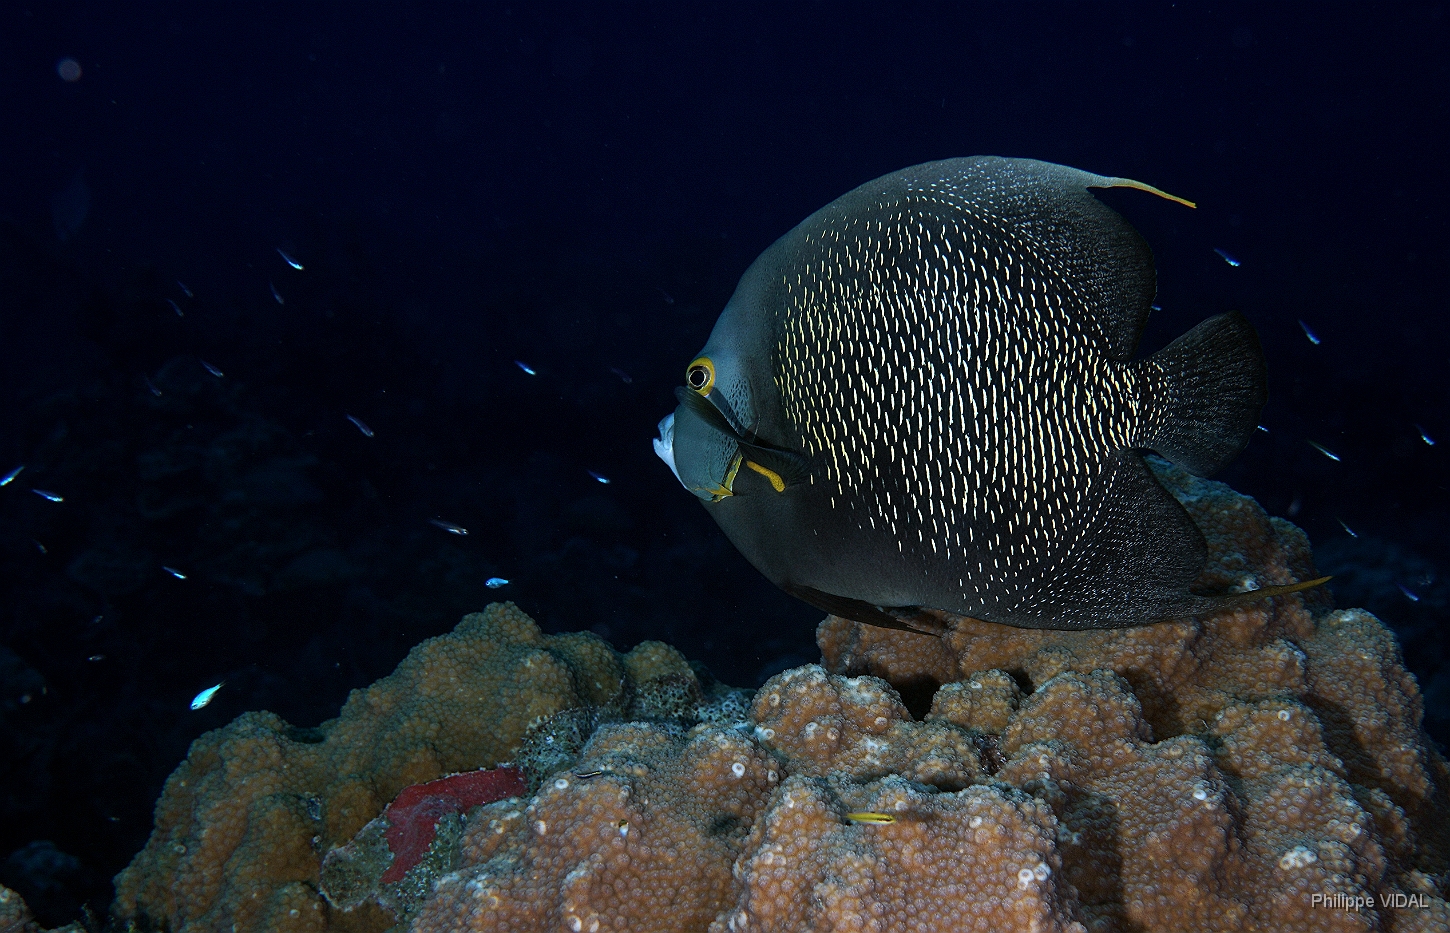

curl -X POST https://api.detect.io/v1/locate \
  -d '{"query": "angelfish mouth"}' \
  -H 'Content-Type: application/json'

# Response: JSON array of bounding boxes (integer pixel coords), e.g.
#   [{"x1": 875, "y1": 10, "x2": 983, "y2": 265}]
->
[{"x1": 653, "y1": 412, "x2": 685, "y2": 488}]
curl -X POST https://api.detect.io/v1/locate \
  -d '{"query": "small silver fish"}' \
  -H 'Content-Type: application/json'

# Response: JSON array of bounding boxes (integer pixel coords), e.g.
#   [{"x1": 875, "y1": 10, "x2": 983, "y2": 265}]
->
[
  {"x1": 32, "y1": 489, "x2": 63, "y2": 503},
  {"x1": 1213, "y1": 247, "x2": 1241, "y2": 267},
  {"x1": 270, "y1": 281, "x2": 284, "y2": 305},
  {"x1": 145, "y1": 375, "x2": 163, "y2": 397},
  {"x1": 1398, "y1": 583, "x2": 1420, "y2": 602},
  {"x1": 277, "y1": 247, "x2": 304, "y2": 270},
  {"x1": 346, "y1": 414, "x2": 374, "y2": 437},
  {"x1": 1256, "y1": 425, "x2": 1269, "y2": 434},
  {"x1": 588, "y1": 470, "x2": 611, "y2": 484},
  {"x1": 1297, "y1": 320, "x2": 1320, "y2": 345},
  {"x1": 163, "y1": 566, "x2": 187, "y2": 580},
  {"x1": 167, "y1": 298, "x2": 184, "y2": 317},
  {"x1": 88, "y1": 654, "x2": 104, "y2": 662},
  {"x1": 201, "y1": 360, "x2": 223, "y2": 378},
  {"x1": 1416, "y1": 424, "x2": 1435, "y2": 446},
  {"x1": 429, "y1": 518, "x2": 468, "y2": 535},
  {"x1": 485, "y1": 577, "x2": 510, "y2": 588},
  {"x1": 190, "y1": 682, "x2": 223, "y2": 710},
  {"x1": 610, "y1": 367, "x2": 633, "y2": 384},
  {"x1": 1338, "y1": 519, "x2": 1357, "y2": 538},
  {"x1": 34, "y1": 540, "x2": 47, "y2": 554},
  {"x1": 515, "y1": 360, "x2": 537, "y2": 375},
  {"x1": 0, "y1": 465, "x2": 23, "y2": 486},
  {"x1": 177, "y1": 280, "x2": 193, "y2": 298},
  {"x1": 1308, "y1": 441, "x2": 1341, "y2": 462}
]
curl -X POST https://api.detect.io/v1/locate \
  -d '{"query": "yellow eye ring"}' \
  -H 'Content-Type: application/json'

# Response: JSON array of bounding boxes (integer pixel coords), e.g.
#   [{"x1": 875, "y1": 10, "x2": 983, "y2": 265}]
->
[{"x1": 686, "y1": 357, "x2": 715, "y2": 394}]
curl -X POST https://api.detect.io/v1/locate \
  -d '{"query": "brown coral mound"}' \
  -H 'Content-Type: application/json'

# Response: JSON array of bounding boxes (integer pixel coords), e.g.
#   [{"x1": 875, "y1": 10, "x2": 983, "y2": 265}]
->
[
  {"x1": 413, "y1": 465, "x2": 1448, "y2": 933},
  {"x1": 110, "y1": 604, "x2": 727, "y2": 933}
]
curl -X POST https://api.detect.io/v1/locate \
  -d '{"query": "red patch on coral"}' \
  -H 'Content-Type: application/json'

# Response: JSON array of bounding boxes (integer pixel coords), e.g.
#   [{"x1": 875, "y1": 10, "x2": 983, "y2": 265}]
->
[{"x1": 380, "y1": 764, "x2": 527, "y2": 883}]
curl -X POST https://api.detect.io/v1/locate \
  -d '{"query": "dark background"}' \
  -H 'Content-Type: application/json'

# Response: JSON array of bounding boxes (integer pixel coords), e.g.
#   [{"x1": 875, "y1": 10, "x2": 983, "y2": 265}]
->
[{"x1": 1, "y1": 2, "x2": 1445, "y2": 926}]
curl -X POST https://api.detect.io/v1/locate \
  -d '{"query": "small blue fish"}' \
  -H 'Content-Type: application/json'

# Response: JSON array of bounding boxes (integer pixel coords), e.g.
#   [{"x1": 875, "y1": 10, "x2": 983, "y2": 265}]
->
[
  {"x1": 163, "y1": 566, "x2": 187, "y2": 580},
  {"x1": 270, "y1": 281, "x2": 284, "y2": 305},
  {"x1": 1150, "y1": 304, "x2": 1162, "y2": 311},
  {"x1": 201, "y1": 360, "x2": 223, "y2": 378},
  {"x1": 429, "y1": 518, "x2": 468, "y2": 536},
  {"x1": 167, "y1": 298, "x2": 184, "y2": 317},
  {"x1": 0, "y1": 465, "x2": 23, "y2": 486},
  {"x1": 1297, "y1": 320, "x2": 1320, "y2": 345},
  {"x1": 32, "y1": 489, "x2": 63, "y2": 502},
  {"x1": 610, "y1": 367, "x2": 633, "y2": 384},
  {"x1": 657, "y1": 287, "x2": 675, "y2": 305},
  {"x1": 485, "y1": 577, "x2": 510, "y2": 588},
  {"x1": 88, "y1": 654, "x2": 104, "y2": 662},
  {"x1": 145, "y1": 375, "x2": 163, "y2": 397},
  {"x1": 1398, "y1": 584, "x2": 1420, "y2": 602},
  {"x1": 1256, "y1": 425, "x2": 1269, "y2": 434},
  {"x1": 1337, "y1": 519, "x2": 1357, "y2": 538},
  {"x1": 177, "y1": 280, "x2": 193, "y2": 298},
  {"x1": 1308, "y1": 441, "x2": 1341, "y2": 462},
  {"x1": 515, "y1": 360, "x2": 537, "y2": 375},
  {"x1": 346, "y1": 414, "x2": 374, "y2": 438},
  {"x1": 588, "y1": 470, "x2": 611, "y2": 484},
  {"x1": 1416, "y1": 424, "x2": 1435, "y2": 446},
  {"x1": 34, "y1": 540, "x2": 46, "y2": 554},
  {"x1": 277, "y1": 247, "x2": 304, "y2": 271},
  {"x1": 190, "y1": 682, "x2": 224, "y2": 710},
  {"x1": 1213, "y1": 248, "x2": 1241, "y2": 267}
]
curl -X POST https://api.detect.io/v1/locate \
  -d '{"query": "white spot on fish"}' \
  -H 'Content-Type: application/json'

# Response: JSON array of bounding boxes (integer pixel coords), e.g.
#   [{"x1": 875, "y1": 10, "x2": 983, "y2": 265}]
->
[
  {"x1": 0, "y1": 465, "x2": 23, "y2": 486},
  {"x1": 429, "y1": 519, "x2": 468, "y2": 536},
  {"x1": 163, "y1": 566, "x2": 187, "y2": 579},
  {"x1": 190, "y1": 682, "x2": 223, "y2": 710},
  {"x1": 346, "y1": 415, "x2": 374, "y2": 437},
  {"x1": 1213, "y1": 247, "x2": 1241, "y2": 267},
  {"x1": 515, "y1": 360, "x2": 536, "y2": 375},
  {"x1": 276, "y1": 247, "x2": 304, "y2": 270},
  {"x1": 32, "y1": 489, "x2": 63, "y2": 503},
  {"x1": 485, "y1": 577, "x2": 510, "y2": 588}
]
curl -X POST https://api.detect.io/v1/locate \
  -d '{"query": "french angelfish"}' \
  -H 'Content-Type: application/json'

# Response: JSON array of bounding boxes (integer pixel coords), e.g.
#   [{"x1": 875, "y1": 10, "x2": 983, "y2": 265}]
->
[{"x1": 654, "y1": 156, "x2": 1320, "y2": 631}]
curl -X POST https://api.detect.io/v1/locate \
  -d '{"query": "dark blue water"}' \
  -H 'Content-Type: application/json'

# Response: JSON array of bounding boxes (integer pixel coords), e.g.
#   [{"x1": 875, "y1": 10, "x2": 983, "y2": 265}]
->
[{"x1": 1, "y1": 3, "x2": 1445, "y2": 925}]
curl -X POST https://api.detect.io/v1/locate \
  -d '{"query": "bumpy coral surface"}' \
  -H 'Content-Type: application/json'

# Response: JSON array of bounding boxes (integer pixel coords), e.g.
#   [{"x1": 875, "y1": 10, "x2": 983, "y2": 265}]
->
[
  {"x1": 110, "y1": 603, "x2": 739, "y2": 933},
  {"x1": 105, "y1": 464, "x2": 1449, "y2": 933},
  {"x1": 412, "y1": 464, "x2": 1448, "y2": 933}
]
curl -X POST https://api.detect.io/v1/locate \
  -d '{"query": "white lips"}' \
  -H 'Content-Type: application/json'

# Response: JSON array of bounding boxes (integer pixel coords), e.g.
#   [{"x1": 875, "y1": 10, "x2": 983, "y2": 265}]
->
[{"x1": 653, "y1": 412, "x2": 685, "y2": 488}]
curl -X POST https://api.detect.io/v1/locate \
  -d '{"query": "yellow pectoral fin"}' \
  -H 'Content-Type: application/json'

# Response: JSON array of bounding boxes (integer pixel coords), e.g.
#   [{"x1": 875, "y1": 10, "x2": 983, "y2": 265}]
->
[{"x1": 743, "y1": 459, "x2": 786, "y2": 493}]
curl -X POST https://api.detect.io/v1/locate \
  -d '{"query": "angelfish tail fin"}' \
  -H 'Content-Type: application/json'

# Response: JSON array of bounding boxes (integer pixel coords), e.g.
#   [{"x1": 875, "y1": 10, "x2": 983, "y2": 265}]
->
[{"x1": 1137, "y1": 311, "x2": 1267, "y2": 476}]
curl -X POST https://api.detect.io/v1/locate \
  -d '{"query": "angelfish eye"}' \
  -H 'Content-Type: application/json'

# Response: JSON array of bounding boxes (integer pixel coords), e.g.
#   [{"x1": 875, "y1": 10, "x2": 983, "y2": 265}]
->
[{"x1": 687, "y1": 357, "x2": 715, "y2": 393}]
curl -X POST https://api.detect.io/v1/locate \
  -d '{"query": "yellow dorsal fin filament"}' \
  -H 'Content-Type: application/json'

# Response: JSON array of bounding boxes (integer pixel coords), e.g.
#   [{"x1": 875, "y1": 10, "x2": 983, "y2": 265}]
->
[
  {"x1": 1095, "y1": 176, "x2": 1197, "y2": 209},
  {"x1": 744, "y1": 459, "x2": 786, "y2": 493},
  {"x1": 845, "y1": 811, "x2": 896, "y2": 824}
]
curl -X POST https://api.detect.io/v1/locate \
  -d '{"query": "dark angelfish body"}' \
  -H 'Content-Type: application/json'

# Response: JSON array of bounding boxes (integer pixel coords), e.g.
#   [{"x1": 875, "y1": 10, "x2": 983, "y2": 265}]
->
[{"x1": 655, "y1": 157, "x2": 1319, "y2": 631}]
